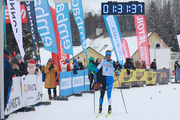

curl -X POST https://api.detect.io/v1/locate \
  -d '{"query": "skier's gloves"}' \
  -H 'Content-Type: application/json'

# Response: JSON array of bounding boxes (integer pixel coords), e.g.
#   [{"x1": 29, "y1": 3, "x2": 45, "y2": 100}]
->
[{"x1": 92, "y1": 71, "x2": 96, "y2": 74}]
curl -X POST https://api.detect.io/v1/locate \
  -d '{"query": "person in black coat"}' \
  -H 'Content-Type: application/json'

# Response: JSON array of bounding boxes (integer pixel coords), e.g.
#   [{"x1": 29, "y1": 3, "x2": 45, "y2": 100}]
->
[
  {"x1": 150, "y1": 59, "x2": 157, "y2": 70},
  {"x1": 94, "y1": 58, "x2": 102, "y2": 90},
  {"x1": 124, "y1": 58, "x2": 136, "y2": 75},
  {"x1": 15, "y1": 54, "x2": 28, "y2": 76},
  {"x1": 4, "y1": 50, "x2": 19, "y2": 110}
]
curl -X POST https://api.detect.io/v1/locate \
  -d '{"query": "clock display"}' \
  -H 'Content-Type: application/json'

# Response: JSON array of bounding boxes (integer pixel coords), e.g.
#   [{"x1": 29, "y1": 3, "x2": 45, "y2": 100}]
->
[{"x1": 101, "y1": 1, "x2": 145, "y2": 15}]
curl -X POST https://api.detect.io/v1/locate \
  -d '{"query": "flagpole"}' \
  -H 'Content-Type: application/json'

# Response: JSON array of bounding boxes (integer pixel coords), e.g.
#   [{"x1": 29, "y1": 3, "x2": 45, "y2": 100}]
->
[{"x1": 0, "y1": 0, "x2": 4, "y2": 119}]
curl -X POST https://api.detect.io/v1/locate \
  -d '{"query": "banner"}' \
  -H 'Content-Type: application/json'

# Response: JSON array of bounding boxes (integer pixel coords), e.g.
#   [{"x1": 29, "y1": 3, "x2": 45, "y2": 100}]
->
[
  {"x1": 24, "y1": 1, "x2": 40, "y2": 60},
  {"x1": 177, "y1": 35, "x2": 180, "y2": 50},
  {"x1": 60, "y1": 71, "x2": 73, "y2": 96},
  {"x1": 50, "y1": 6, "x2": 70, "y2": 73},
  {"x1": 84, "y1": 70, "x2": 90, "y2": 91},
  {"x1": 34, "y1": 0, "x2": 58, "y2": 54},
  {"x1": 7, "y1": 0, "x2": 25, "y2": 58},
  {"x1": 5, "y1": 5, "x2": 27, "y2": 23},
  {"x1": 4, "y1": 75, "x2": 42, "y2": 115},
  {"x1": 122, "y1": 38, "x2": 130, "y2": 62},
  {"x1": 156, "y1": 69, "x2": 169, "y2": 84},
  {"x1": 71, "y1": 0, "x2": 87, "y2": 55},
  {"x1": 72, "y1": 70, "x2": 85, "y2": 93},
  {"x1": 134, "y1": 15, "x2": 150, "y2": 67},
  {"x1": 55, "y1": 3, "x2": 73, "y2": 55},
  {"x1": 103, "y1": 15, "x2": 123, "y2": 66},
  {"x1": 4, "y1": 77, "x2": 22, "y2": 115}
]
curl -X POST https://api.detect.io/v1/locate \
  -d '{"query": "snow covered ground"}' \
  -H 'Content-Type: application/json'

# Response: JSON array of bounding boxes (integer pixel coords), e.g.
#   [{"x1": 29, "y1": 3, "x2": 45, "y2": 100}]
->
[{"x1": 6, "y1": 81, "x2": 180, "y2": 120}]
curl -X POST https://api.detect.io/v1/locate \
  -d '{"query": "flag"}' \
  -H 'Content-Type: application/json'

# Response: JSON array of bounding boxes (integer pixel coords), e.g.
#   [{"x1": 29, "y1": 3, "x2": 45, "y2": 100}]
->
[
  {"x1": 71, "y1": 0, "x2": 87, "y2": 55},
  {"x1": 7, "y1": 0, "x2": 25, "y2": 59},
  {"x1": 122, "y1": 38, "x2": 130, "y2": 62},
  {"x1": 34, "y1": 0, "x2": 58, "y2": 54},
  {"x1": 103, "y1": 15, "x2": 123, "y2": 66},
  {"x1": 24, "y1": 1, "x2": 40, "y2": 60},
  {"x1": 55, "y1": 3, "x2": 73, "y2": 55},
  {"x1": 177, "y1": 35, "x2": 180, "y2": 50},
  {"x1": 134, "y1": 15, "x2": 150, "y2": 66}
]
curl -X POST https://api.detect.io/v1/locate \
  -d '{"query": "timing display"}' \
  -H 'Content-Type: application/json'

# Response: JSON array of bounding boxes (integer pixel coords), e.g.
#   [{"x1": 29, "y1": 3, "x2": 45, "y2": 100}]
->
[{"x1": 101, "y1": 1, "x2": 145, "y2": 15}]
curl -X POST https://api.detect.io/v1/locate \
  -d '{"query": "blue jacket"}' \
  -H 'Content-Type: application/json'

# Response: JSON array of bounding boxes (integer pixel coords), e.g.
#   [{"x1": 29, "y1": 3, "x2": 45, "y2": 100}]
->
[
  {"x1": 4, "y1": 58, "x2": 18, "y2": 87},
  {"x1": 73, "y1": 58, "x2": 80, "y2": 70}
]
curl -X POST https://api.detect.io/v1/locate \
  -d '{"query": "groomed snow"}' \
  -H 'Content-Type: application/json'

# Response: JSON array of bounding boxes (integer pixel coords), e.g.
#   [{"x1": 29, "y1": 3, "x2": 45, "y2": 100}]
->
[{"x1": 6, "y1": 82, "x2": 180, "y2": 120}]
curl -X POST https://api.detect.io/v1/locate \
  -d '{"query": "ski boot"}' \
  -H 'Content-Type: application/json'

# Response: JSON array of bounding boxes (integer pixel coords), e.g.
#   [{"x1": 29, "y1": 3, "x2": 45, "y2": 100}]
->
[
  {"x1": 52, "y1": 95, "x2": 57, "y2": 100},
  {"x1": 49, "y1": 95, "x2": 52, "y2": 100},
  {"x1": 98, "y1": 105, "x2": 102, "y2": 113},
  {"x1": 108, "y1": 105, "x2": 112, "y2": 114}
]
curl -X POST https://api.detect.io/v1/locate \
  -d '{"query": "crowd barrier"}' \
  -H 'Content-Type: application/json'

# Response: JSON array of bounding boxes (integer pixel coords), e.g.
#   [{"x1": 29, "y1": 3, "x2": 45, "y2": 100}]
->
[
  {"x1": 176, "y1": 67, "x2": 180, "y2": 81},
  {"x1": 113, "y1": 69, "x2": 170, "y2": 88},
  {"x1": 59, "y1": 69, "x2": 89, "y2": 97},
  {"x1": 4, "y1": 75, "x2": 42, "y2": 115}
]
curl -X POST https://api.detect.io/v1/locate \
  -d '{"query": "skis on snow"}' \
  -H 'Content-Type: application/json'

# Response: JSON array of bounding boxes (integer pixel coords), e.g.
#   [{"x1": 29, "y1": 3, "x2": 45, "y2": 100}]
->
[{"x1": 96, "y1": 112, "x2": 111, "y2": 118}]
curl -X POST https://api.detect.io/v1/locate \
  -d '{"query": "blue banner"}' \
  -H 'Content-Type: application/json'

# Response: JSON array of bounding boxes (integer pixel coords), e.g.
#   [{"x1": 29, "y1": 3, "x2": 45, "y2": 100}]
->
[
  {"x1": 34, "y1": 0, "x2": 58, "y2": 54},
  {"x1": 24, "y1": 1, "x2": 40, "y2": 60},
  {"x1": 84, "y1": 70, "x2": 90, "y2": 91},
  {"x1": 71, "y1": 0, "x2": 87, "y2": 55},
  {"x1": 176, "y1": 67, "x2": 180, "y2": 81},
  {"x1": 55, "y1": 3, "x2": 73, "y2": 55},
  {"x1": 60, "y1": 71, "x2": 73, "y2": 96},
  {"x1": 72, "y1": 70, "x2": 85, "y2": 93},
  {"x1": 103, "y1": 15, "x2": 124, "y2": 66}
]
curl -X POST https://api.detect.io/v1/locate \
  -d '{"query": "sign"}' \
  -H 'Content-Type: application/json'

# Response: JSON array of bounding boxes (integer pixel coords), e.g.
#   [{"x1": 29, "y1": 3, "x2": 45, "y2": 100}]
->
[{"x1": 101, "y1": 1, "x2": 145, "y2": 15}]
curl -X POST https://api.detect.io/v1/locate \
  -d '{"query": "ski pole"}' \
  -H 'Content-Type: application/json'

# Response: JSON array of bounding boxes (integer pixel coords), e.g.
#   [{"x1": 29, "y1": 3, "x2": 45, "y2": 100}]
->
[
  {"x1": 118, "y1": 79, "x2": 128, "y2": 113},
  {"x1": 93, "y1": 74, "x2": 97, "y2": 114}
]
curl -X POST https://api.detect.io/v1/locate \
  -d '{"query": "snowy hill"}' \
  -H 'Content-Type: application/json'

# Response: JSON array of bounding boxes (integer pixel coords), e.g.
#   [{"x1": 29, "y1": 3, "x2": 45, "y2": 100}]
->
[{"x1": 6, "y1": 83, "x2": 180, "y2": 120}]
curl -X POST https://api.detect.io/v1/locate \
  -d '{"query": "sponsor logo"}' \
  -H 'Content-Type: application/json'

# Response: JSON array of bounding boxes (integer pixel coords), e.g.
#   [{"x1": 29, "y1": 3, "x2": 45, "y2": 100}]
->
[
  {"x1": 24, "y1": 84, "x2": 27, "y2": 93},
  {"x1": 123, "y1": 71, "x2": 133, "y2": 81},
  {"x1": 11, "y1": 80, "x2": 14, "y2": 92},
  {"x1": 6, "y1": 96, "x2": 21, "y2": 112},
  {"x1": 136, "y1": 71, "x2": 144, "y2": 80},
  {"x1": 24, "y1": 84, "x2": 37, "y2": 92},
  {"x1": 147, "y1": 72, "x2": 155, "y2": 81}
]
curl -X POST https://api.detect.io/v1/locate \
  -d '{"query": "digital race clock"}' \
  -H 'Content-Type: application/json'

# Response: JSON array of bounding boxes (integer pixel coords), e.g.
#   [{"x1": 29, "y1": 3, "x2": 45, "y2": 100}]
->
[{"x1": 101, "y1": 1, "x2": 145, "y2": 15}]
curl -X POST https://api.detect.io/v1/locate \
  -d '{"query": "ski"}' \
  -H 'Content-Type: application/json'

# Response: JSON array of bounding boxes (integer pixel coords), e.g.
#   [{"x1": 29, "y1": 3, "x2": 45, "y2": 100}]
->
[
  {"x1": 105, "y1": 112, "x2": 112, "y2": 118},
  {"x1": 96, "y1": 113, "x2": 101, "y2": 118}
]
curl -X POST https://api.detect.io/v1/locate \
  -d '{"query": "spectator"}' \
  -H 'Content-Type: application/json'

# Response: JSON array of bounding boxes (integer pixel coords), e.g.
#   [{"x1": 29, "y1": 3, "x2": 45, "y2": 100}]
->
[
  {"x1": 135, "y1": 60, "x2": 141, "y2": 69},
  {"x1": 44, "y1": 58, "x2": 58, "y2": 100},
  {"x1": 174, "y1": 61, "x2": 180, "y2": 82},
  {"x1": 27, "y1": 59, "x2": 41, "y2": 75},
  {"x1": 94, "y1": 58, "x2": 102, "y2": 90},
  {"x1": 61, "y1": 59, "x2": 70, "y2": 72},
  {"x1": 150, "y1": 59, "x2": 157, "y2": 70},
  {"x1": 77, "y1": 57, "x2": 84, "y2": 70},
  {"x1": 15, "y1": 54, "x2": 28, "y2": 76},
  {"x1": 72, "y1": 58, "x2": 80, "y2": 74},
  {"x1": 124, "y1": 58, "x2": 136, "y2": 75},
  {"x1": 141, "y1": 61, "x2": 147, "y2": 69},
  {"x1": 88, "y1": 56, "x2": 96, "y2": 90},
  {"x1": 4, "y1": 50, "x2": 19, "y2": 110}
]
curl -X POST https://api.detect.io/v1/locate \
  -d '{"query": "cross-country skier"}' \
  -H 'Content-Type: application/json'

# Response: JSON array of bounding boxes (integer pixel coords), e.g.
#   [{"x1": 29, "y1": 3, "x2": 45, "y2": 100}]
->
[{"x1": 93, "y1": 50, "x2": 118, "y2": 114}]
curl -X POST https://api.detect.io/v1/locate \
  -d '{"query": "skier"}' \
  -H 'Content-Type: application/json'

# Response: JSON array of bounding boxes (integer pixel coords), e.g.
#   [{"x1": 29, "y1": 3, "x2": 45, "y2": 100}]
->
[{"x1": 92, "y1": 50, "x2": 118, "y2": 114}]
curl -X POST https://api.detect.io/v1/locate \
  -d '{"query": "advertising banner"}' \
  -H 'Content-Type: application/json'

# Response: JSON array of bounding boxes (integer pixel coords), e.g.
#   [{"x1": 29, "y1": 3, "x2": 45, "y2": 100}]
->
[
  {"x1": 7, "y1": 0, "x2": 25, "y2": 58},
  {"x1": 134, "y1": 15, "x2": 150, "y2": 67},
  {"x1": 145, "y1": 71, "x2": 157, "y2": 85},
  {"x1": 22, "y1": 75, "x2": 38, "y2": 106},
  {"x1": 177, "y1": 34, "x2": 180, "y2": 50},
  {"x1": 34, "y1": 0, "x2": 58, "y2": 54},
  {"x1": 71, "y1": 0, "x2": 87, "y2": 55},
  {"x1": 4, "y1": 77, "x2": 22, "y2": 115},
  {"x1": 103, "y1": 15, "x2": 124, "y2": 66},
  {"x1": 60, "y1": 71, "x2": 73, "y2": 96},
  {"x1": 156, "y1": 69, "x2": 169, "y2": 84},
  {"x1": 55, "y1": 3, "x2": 73, "y2": 55},
  {"x1": 24, "y1": 1, "x2": 40, "y2": 60},
  {"x1": 72, "y1": 70, "x2": 85, "y2": 93},
  {"x1": 5, "y1": 5, "x2": 27, "y2": 23},
  {"x1": 84, "y1": 70, "x2": 90, "y2": 91},
  {"x1": 134, "y1": 69, "x2": 146, "y2": 86},
  {"x1": 122, "y1": 38, "x2": 130, "y2": 62}
]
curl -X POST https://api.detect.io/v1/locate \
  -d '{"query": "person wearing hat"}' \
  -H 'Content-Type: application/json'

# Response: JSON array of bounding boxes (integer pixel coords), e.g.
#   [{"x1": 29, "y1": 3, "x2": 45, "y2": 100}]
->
[
  {"x1": 61, "y1": 59, "x2": 70, "y2": 72},
  {"x1": 27, "y1": 59, "x2": 41, "y2": 75},
  {"x1": 15, "y1": 54, "x2": 28, "y2": 76},
  {"x1": 44, "y1": 58, "x2": 58, "y2": 100},
  {"x1": 4, "y1": 50, "x2": 19, "y2": 110},
  {"x1": 92, "y1": 50, "x2": 118, "y2": 114}
]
